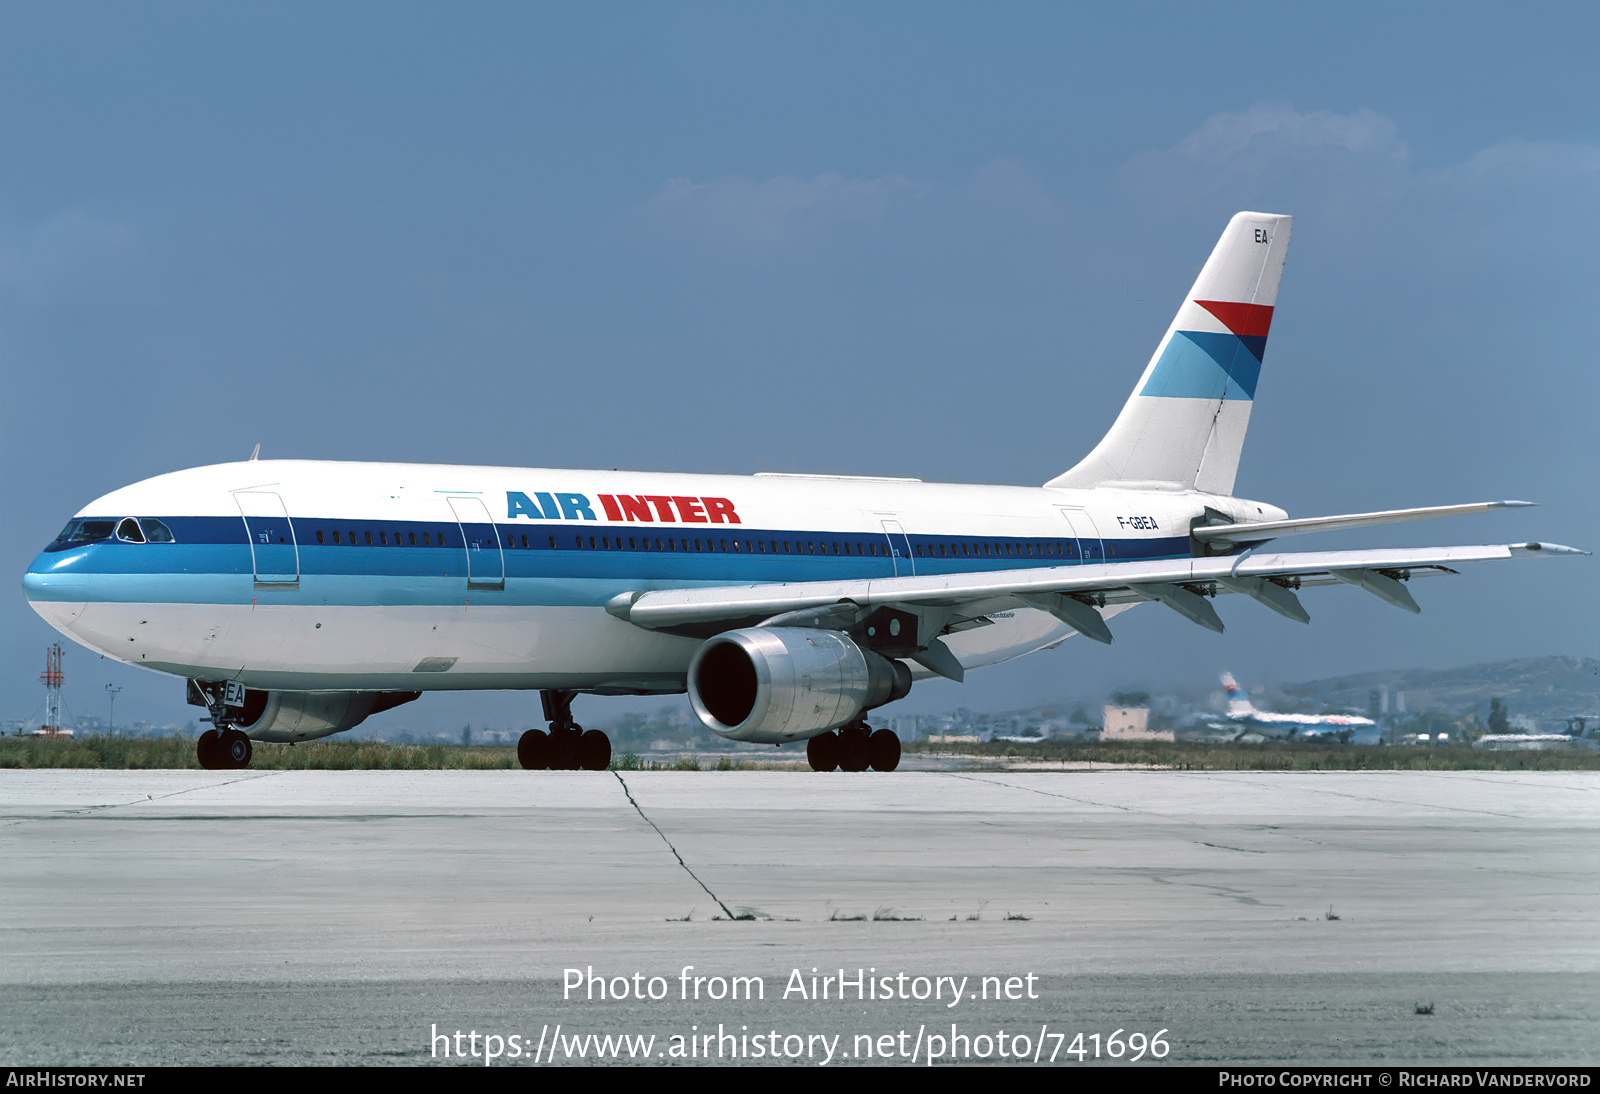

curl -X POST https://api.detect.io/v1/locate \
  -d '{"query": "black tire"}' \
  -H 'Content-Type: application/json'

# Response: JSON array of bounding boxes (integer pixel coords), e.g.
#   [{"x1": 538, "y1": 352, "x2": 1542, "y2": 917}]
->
[
  {"x1": 868, "y1": 728, "x2": 901, "y2": 772},
  {"x1": 838, "y1": 727, "x2": 871, "y2": 772},
  {"x1": 517, "y1": 729, "x2": 550, "y2": 770},
  {"x1": 549, "y1": 727, "x2": 579, "y2": 771},
  {"x1": 579, "y1": 730, "x2": 611, "y2": 771},
  {"x1": 806, "y1": 732, "x2": 839, "y2": 772},
  {"x1": 220, "y1": 729, "x2": 253, "y2": 769},
  {"x1": 196, "y1": 729, "x2": 221, "y2": 770}
]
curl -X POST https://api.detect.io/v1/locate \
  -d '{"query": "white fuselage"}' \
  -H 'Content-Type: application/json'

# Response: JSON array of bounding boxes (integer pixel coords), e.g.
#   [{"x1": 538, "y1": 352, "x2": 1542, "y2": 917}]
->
[{"x1": 24, "y1": 459, "x2": 1283, "y2": 694}]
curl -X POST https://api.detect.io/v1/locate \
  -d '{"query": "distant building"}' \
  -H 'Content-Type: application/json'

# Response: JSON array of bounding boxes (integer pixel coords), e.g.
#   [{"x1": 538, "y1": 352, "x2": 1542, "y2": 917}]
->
[{"x1": 1101, "y1": 706, "x2": 1173, "y2": 741}]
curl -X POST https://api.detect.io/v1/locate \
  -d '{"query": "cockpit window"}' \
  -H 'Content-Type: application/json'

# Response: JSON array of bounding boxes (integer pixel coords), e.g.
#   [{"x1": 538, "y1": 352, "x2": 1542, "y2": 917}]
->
[
  {"x1": 140, "y1": 519, "x2": 176, "y2": 543},
  {"x1": 116, "y1": 518, "x2": 147, "y2": 543},
  {"x1": 55, "y1": 520, "x2": 117, "y2": 546}
]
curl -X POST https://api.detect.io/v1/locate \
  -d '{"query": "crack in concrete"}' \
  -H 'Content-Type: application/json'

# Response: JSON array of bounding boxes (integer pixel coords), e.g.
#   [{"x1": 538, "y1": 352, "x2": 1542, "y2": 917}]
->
[{"x1": 611, "y1": 772, "x2": 736, "y2": 920}]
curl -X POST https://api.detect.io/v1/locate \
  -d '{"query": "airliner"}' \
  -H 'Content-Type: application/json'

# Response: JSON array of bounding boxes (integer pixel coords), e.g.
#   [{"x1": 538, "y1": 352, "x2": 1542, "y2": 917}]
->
[
  {"x1": 1180, "y1": 673, "x2": 1379, "y2": 744},
  {"x1": 23, "y1": 212, "x2": 1582, "y2": 773}
]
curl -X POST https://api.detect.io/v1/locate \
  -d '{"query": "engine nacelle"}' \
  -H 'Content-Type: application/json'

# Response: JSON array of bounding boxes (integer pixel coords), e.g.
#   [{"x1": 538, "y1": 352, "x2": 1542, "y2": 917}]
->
[
  {"x1": 189, "y1": 683, "x2": 420, "y2": 742},
  {"x1": 687, "y1": 627, "x2": 912, "y2": 743}
]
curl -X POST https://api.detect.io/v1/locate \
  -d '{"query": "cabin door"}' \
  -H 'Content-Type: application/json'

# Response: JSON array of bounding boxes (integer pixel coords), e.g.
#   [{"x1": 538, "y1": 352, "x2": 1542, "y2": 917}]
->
[
  {"x1": 879, "y1": 519, "x2": 915, "y2": 577},
  {"x1": 234, "y1": 491, "x2": 300, "y2": 586},
  {"x1": 1055, "y1": 507, "x2": 1105, "y2": 564},
  {"x1": 447, "y1": 496, "x2": 506, "y2": 591}
]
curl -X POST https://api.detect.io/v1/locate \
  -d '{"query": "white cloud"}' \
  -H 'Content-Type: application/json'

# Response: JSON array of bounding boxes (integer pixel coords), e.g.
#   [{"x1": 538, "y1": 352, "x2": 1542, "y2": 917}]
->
[
  {"x1": 1461, "y1": 139, "x2": 1600, "y2": 182},
  {"x1": 617, "y1": 160, "x2": 1063, "y2": 258},
  {"x1": 1116, "y1": 102, "x2": 1410, "y2": 211}
]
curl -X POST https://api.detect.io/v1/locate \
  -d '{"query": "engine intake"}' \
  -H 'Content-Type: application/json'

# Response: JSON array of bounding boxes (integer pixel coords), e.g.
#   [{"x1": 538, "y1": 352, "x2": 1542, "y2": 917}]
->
[{"x1": 688, "y1": 627, "x2": 912, "y2": 743}]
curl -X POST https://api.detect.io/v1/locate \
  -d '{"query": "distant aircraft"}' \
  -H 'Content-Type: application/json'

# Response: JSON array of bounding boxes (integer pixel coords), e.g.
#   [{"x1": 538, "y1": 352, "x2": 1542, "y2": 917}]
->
[
  {"x1": 1182, "y1": 674, "x2": 1379, "y2": 744},
  {"x1": 23, "y1": 212, "x2": 1583, "y2": 772}
]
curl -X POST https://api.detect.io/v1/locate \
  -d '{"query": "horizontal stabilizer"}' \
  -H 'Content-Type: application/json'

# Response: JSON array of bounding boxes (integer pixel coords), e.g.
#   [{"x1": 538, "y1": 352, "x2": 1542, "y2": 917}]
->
[{"x1": 1192, "y1": 500, "x2": 1535, "y2": 545}]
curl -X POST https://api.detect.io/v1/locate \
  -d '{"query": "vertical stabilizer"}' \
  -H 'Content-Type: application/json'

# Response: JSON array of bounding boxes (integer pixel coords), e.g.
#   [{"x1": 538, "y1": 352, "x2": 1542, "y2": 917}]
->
[
  {"x1": 1221, "y1": 673, "x2": 1255, "y2": 716},
  {"x1": 1047, "y1": 212, "x2": 1291, "y2": 494}
]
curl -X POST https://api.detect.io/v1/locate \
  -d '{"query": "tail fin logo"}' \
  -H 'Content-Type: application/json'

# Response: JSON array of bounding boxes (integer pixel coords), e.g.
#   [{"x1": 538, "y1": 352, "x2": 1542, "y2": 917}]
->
[
  {"x1": 1196, "y1": 300, "x2": 1274, "y2": 340},
  {"x1": 1139, "y1": 301, "x2": 1275, "y2": 402}
]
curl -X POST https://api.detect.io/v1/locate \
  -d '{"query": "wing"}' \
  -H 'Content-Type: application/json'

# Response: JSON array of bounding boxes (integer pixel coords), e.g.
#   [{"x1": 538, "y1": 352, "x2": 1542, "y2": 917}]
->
[{"x1": 606, "y1": 540, "x2": 1585, "y2": 679}]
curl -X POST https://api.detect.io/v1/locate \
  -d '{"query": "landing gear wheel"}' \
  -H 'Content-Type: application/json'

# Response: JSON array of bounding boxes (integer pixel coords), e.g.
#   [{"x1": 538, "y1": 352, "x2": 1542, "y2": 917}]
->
[
  {"x1": 220, "y1": 728, "x2": 253, "y2": 769},
  {"x1": 579, "y1": 730, "x2": 612, "y2": 771},
  {"x1": 868, "y1": 728, "x2": 901, "y2": 772},
  {"x1": 196, "y1": 729, "x2": 221, "y2": 770},
  {"x1": 548, "y1": 726, "x2": 581, "y2": 771},
  {"x1": 838, "y1": 725, "x2": 871, "y2": 772},
  {"x1": 517, "y1": 729, "x2": 550, "y2": 770},
  {"x1": 806, "y1": 732, "x2": 840, "y2": 772}
]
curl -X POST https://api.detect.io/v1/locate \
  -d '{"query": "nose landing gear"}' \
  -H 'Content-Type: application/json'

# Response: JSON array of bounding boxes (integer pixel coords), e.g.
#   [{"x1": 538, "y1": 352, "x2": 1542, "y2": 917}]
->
[
  {"x1": 191, "y1": 684, "x2": 255, "y2": 770},
  {"x1": 806, "y1": 722, "x2": 901, "y2": 772},
  {"x1": 518, "y1": 690, "x2": 612, "y2": 771}
]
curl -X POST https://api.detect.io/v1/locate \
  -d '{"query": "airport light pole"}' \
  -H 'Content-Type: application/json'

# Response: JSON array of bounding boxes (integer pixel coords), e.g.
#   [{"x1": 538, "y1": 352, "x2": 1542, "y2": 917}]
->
[{"x1": 105, "y1": 684, "x2": 121, "y2": 736}]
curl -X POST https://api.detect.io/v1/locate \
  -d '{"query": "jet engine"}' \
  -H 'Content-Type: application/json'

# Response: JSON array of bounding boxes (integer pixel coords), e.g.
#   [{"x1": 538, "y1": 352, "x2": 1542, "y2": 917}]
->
[
  {"x1": 188, "y1": 683, "x2": 420, "y2": 742},
  {"x1": 687, "y1": 627, "x2": 911, "y2": 744}
]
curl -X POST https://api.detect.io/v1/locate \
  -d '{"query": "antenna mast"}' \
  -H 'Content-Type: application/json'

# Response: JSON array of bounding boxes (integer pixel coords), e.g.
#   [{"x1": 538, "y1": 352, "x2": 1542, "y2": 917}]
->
[{"x1": 40, "y1": 643, "x2": 64, "y2": 735}]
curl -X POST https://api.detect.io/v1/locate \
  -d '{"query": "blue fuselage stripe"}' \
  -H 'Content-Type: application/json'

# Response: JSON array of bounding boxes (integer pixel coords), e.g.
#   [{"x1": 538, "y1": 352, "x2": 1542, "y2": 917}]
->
[{"x1": 28, "y1": 515, "x2": 1194, "y2": 605}]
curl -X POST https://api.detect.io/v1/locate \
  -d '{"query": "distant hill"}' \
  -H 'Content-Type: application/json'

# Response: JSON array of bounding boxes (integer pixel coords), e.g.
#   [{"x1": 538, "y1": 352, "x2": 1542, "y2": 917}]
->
[{"x1": 1282, "y1": 656, "x2": 1599, "y2": 723}]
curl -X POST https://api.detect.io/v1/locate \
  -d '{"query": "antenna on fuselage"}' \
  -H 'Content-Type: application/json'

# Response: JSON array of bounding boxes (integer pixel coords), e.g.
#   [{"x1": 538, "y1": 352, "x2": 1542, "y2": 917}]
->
[{"x1": 248, "y1": 443, "x2": 260, "y2": 461}]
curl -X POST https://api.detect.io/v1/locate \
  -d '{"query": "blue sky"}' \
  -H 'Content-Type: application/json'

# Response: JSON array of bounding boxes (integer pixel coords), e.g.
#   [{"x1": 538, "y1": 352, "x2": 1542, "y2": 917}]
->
[{"x1": 3, "y1": 3, "x2": 1596, "y2": 732}]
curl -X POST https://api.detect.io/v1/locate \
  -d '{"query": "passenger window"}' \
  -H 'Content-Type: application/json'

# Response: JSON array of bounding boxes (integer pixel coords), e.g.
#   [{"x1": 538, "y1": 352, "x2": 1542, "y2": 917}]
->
[
  {"x1": 548, "y1": 535, "x2": 556, "y2": 549},
  {"x1": 380, "y1": 531, "x2": 388, "y2": 546},
  {"x1": 520, "y1": 535, "x2": 528, "y2": 549},
  {"x1": 630, "y1": 537, "x2": 638, "y2": 551},
  {"x1": 316, "y1": 530, "x2": 326, "y2": 545},
  {"x1": 333, "y1": 531, "x2": 342, "y2": 544},
  {"x1": 364, "y1": 530, "x2": 373, "y2": 546},
  {"x1": 423, "y1": 532, "x2": 431, "y2": 547},
  {"x1": 116, "y1": 518, "x2": 146, "y2": 543}
]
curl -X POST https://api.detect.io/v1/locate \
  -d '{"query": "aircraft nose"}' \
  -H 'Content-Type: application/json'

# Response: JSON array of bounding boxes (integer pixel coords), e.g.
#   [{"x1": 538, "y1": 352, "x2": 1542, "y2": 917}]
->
[{"x1": 24, "y1": 548, "x2": 92, "y2": 629}]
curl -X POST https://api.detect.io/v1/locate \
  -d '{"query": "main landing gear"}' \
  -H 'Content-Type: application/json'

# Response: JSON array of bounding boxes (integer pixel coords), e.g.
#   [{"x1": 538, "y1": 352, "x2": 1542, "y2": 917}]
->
[
  {"x1": 806, "y1": 721, "x2": 900, "y2": 772},
  {"x1": 518, "y1": 690, "x2": 612, "y2": 771}
]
